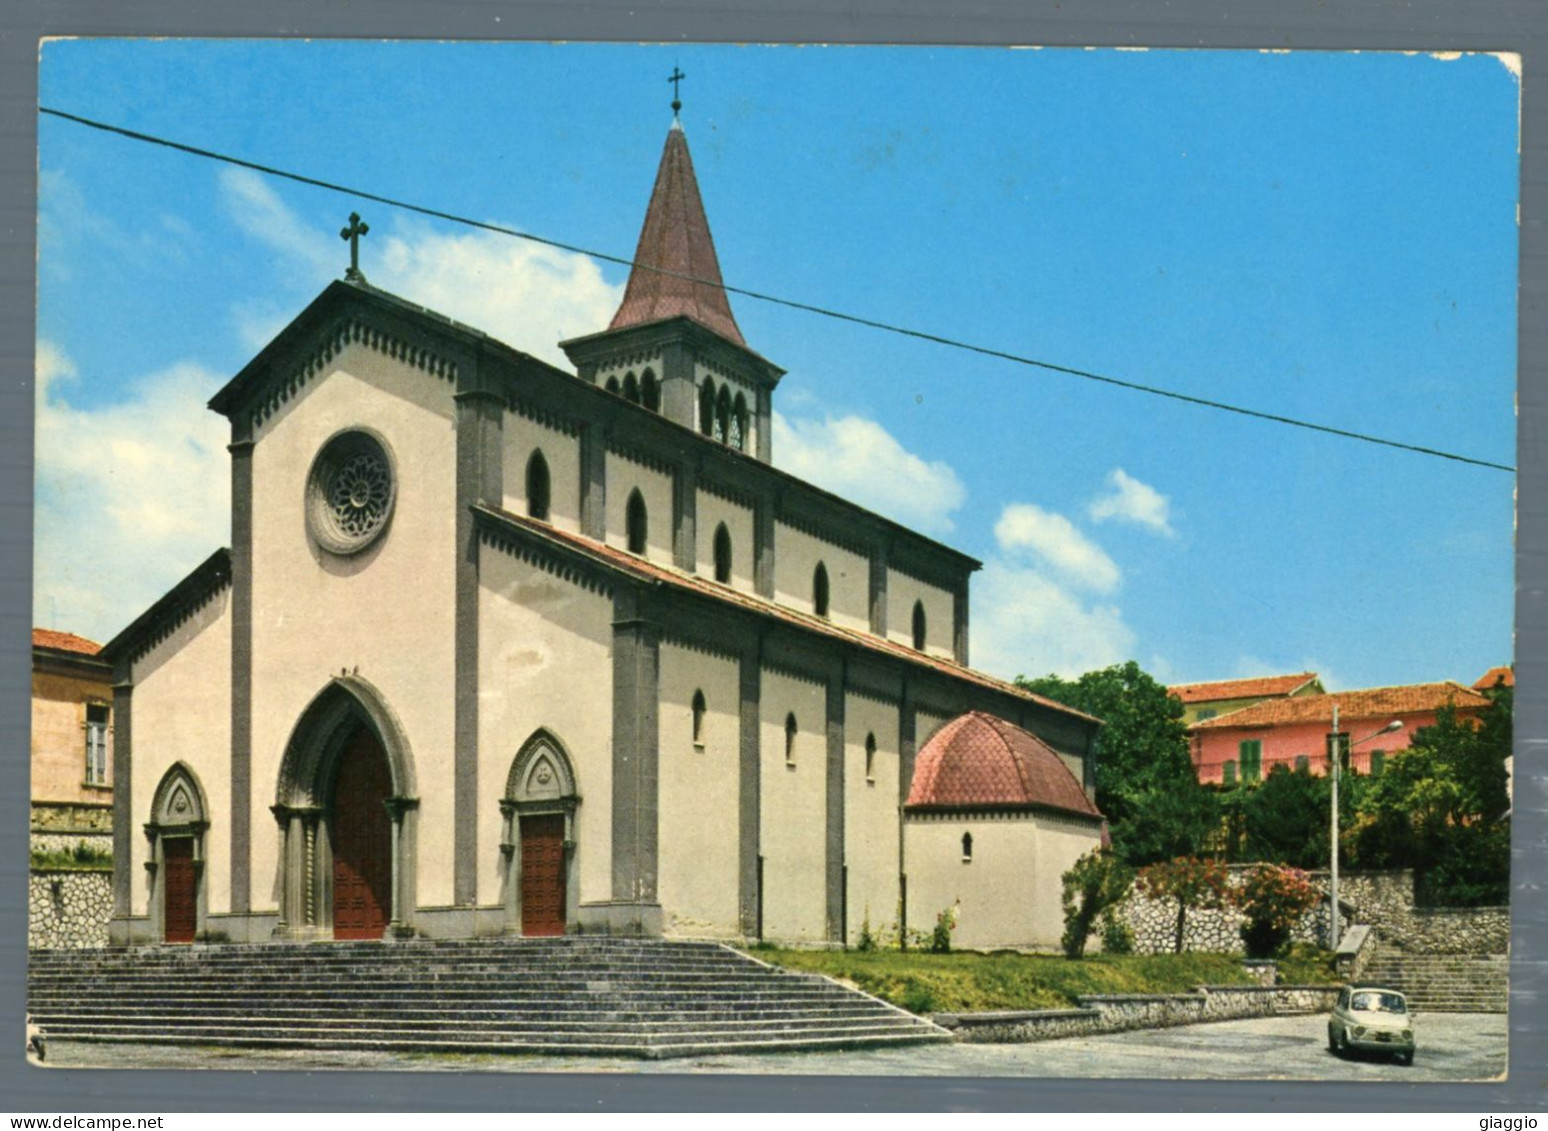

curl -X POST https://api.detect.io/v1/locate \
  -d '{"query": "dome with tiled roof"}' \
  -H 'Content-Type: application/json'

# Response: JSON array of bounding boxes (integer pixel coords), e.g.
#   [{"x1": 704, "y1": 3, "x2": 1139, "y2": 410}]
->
[{"x1": 906, "y1": 711, "x2": 1102, "y2": 819}]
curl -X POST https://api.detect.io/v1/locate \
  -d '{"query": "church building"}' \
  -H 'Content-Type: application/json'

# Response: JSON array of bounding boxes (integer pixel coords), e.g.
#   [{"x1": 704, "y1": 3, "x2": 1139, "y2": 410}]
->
[{"x1": 102, "y1": 110, "x2": 1105, "y2": 951}]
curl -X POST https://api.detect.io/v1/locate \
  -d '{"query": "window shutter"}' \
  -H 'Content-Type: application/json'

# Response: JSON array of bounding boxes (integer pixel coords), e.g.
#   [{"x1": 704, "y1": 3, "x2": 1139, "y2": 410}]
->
[{"x1": 1239, "y1": 739, "x2": 1262, "y2": 782}]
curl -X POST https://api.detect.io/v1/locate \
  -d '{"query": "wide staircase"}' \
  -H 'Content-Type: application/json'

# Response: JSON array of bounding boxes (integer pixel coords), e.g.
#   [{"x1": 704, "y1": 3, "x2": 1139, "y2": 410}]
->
[
  {"x1": 1358, "y1": 943, "x2": 1508, "y2": 1013},
  {"x1": 28, "y1": 937, "x2": 951, "y2": 1059}
]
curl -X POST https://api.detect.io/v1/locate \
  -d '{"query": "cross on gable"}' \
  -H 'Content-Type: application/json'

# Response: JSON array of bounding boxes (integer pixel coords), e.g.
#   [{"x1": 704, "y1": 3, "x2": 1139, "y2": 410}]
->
[{"x1": 340, "y1": 212, "x2": 369, "y2": 283}]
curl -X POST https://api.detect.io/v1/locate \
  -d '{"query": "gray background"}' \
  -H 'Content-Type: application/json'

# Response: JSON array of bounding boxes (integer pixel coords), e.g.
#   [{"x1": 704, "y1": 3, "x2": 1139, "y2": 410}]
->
[{"x1": 1, "y1": 0, "x2": 1542, "y2": 1112}]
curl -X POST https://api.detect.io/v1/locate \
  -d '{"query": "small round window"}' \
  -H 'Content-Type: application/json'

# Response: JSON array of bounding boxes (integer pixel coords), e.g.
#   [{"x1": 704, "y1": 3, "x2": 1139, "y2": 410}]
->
[{"x1": 306, "y1": 429, "x2": 396, "y2": 555}]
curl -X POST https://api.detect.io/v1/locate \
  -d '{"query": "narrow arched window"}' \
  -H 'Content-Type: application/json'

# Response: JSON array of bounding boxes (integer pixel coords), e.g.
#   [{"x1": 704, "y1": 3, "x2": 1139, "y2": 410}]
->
[
  {"x1": 865, "y1": 733, "x2": 876, "y2": 783},
  {"x1": 713, "y1": 523, "x2": 732, "y2": 583},
  {"x1": 715, "y1": 386, "x2": 731, "y2": 444},
  {"x1": 606, "y1": 375, "x2": 621, "y2": 396},
  {"x1": 733, "y1": 393, "x2": 749, "y2": 451},
  {"x1": 692, "y1": 690, "x2": 707, "y2": 745},
  {"x1": 813, "y1": 562, "x2": 830, "y2": 619},
  {"x1": 961, "y1": 832, "x2": 974, "y2": 861},
  {"x1": 642, "y1": 369, "x2": 660, "y2": 413},
  {"x1": 623, "y1": 372, "x2": 641, "y2": 404},
  {"x1": 785, "y1": 713, "x2": 798, "y2": 765},
  {"x1": 912, "y1": 600, "x2": 927, "y2": 651},
  {"x1": 626, "y1": 489, "x2": 647, "y2": 555},
  {"x1": 699, "y1": 380, "x2": 716, "y2": 436},
  {"x1": 525, "y1": 450, "x2": 551, "y2": 522}
]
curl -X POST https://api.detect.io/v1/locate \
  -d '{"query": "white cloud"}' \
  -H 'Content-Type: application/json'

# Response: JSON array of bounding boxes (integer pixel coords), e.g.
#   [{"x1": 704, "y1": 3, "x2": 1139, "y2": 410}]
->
[
  {"x1": 217, "y1": 170, "x2": 622, "y2": 368},
  {"x1": 1088, "y1": 467, "x2": 1175, "y2": 536},
  {"x1": 371, "y1": 222, "x2": 621, "y2": 369},
  {"x1": 971, "y1": 561, "x2": 1137, "y2": 681},
  {"x1": 34, "y1": 341, "x2": 230, "y2": 642},
  {"x1": 219, "y1": 168, "x2": 336, "y2": 279},
  {"x1": 40, "y1": 169, "x2": 199, "y2": 281},
  {"x1": 994, "y1": 502, "x2": 1120, "y2": 593},
  {"x1": 771, "y1": 412, "x2": 966, "y2": 537}
]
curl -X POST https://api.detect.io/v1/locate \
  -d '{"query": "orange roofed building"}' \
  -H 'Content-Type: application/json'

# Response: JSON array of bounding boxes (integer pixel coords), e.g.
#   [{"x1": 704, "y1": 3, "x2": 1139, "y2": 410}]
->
[
  {"x1": 31, "y1": 629, "x2": 115, "y2": 846},
  {"x1": 1169, "y1": 672, "x2": 1324, "y2": 726},
  {"x1": 1188, "y1": 681, "x2": 1492, "y2": 786}
]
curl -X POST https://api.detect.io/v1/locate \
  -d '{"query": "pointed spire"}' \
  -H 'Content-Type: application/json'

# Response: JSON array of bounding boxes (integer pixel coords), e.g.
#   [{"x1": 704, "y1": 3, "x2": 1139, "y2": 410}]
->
[{"x1": 608, "y1": 123, "x2": 747, "y2": 347}]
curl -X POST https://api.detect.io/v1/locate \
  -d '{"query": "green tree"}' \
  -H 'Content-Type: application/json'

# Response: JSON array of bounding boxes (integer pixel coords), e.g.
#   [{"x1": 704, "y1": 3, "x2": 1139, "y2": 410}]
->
[
  {"x1": 1020, "y1": 661, "x2": 1217, "y2": 865},
  {"x1": 1137, "y1": 856, "x2": 1231, "y2": 953},
  {"x1": 1240, "y1": 764, "x2": 1331, "y2": 868},
  {"x1": 1059, "y1": 847, "x2": 1135, "y2": 959},
  {"x1": 1345, "y1": 687, "x2": 1511, "y2": 905}
]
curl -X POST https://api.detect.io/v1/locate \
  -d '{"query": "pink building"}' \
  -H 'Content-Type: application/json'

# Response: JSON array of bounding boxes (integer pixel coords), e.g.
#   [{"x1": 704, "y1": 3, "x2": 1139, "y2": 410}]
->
[{"x1": 1188, "y1": 681, "x2": 1492, "y2": 786}]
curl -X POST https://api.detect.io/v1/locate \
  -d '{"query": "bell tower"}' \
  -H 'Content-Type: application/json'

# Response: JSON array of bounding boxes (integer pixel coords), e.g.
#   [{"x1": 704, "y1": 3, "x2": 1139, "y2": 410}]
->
[{"x1": 561, "y1": 115, "x2": 783, "y2": 461}]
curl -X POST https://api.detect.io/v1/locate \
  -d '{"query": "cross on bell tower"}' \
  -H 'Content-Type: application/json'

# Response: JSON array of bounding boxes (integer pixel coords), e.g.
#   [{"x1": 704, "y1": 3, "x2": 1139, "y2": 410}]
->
[
  {"x1": 340, "y1": 212, "x2": 369, "y2": 283},
  {"x1": 668, "y1": 67, "x2": 686, "y2": 116}
]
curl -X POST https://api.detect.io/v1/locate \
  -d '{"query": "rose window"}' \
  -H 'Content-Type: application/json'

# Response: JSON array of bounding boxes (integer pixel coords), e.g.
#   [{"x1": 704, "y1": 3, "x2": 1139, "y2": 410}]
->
[{"x1": 306, "y1": 430, "x2": 397, "y2": 554}]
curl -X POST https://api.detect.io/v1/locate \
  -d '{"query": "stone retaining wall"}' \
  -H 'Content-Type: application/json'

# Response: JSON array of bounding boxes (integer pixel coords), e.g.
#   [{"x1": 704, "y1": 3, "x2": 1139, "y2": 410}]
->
[
  {"x1": 31, "y1": 802, "x2": 112, "y2": 834},
  {"x1": 1115, "y1": 867, "x2": 1506, "y2": 957},
  {"x1": 29, "y1": 832, "x2": 113, "y2": 857},
  {"x1": 29, "y1": 870, "x2": 113, "y2": 950},
  {"x1": 937, "y1": 984, "x2": 1340, "y2": 1043}
]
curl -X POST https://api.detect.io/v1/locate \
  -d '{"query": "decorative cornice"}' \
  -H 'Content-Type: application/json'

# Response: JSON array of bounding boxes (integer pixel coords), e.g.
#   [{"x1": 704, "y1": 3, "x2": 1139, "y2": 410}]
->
[
  {"x1": 698, "y1": 474, "x2": 758, "y2": 511},
  {"x1": 595, "y1": 351, "x2": 663, "y2": 376},
  {"x1": 761, "y1": 655, "x2": 828, "y2": 688},
  {"x1": 249, "y1": 316, "x2": 458, "y2": 434},
  {"x1": 506, "y1": 395, "x2": 581, "y2": 437},
  {"x1": 659, "y1": 628, "x2": 742, "y2": 664},
  {"x1": 904, "y1": 803, "x2": 1103, "y2": 826},
  {"x1": 607, "y1": 436, "x2": 677, "y2": 477},
  {"x1": 101, "y1": 549, "x2": 233, "y2": 670},
  {"x1": 477, "y1": 523, "x2": 614, "y2": 599},
  {"x1": 776, "y1": 506, "x2": 873, "y2": 561}
]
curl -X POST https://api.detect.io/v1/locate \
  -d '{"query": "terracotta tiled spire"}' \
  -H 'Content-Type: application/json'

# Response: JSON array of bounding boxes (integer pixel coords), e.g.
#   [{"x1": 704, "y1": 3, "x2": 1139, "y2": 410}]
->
[{"x1": 609, "y1": 122, "x2": 746, "y2": 346}]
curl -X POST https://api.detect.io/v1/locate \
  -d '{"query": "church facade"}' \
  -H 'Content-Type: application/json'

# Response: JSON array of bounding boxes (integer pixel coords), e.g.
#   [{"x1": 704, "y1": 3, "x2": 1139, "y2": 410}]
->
[{"x1": 102, "y1": 118, "x2": 1104, "y2": 950}]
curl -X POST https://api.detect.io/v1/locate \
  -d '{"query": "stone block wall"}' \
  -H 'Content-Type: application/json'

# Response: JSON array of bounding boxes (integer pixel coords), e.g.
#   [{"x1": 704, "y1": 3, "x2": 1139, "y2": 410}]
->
[
  {"x1": 29, "y1": 870, "x2": 113, "y2": 949},
  {"x1": 31, "y1": 802, "x2": 114, "y2": 859},
  {"x1": 1113, "y1": 866, "x2": 1506, "y2": 957},
  {"x1": 938, "y1": 984, "x2": 1340, "y2": 1043}
]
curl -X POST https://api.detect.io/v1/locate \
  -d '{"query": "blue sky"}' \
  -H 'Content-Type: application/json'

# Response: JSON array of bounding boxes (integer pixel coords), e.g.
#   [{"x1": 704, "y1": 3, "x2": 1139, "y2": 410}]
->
[{"x1": 35, "y1": 41, "x2": 1519, "y2": 690}]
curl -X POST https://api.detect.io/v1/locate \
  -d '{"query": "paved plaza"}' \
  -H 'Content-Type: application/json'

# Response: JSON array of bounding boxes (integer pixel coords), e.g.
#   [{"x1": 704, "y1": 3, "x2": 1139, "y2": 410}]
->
[{"x1": 37, "y1": 1011, "x2": 1508, "y2": 1081}]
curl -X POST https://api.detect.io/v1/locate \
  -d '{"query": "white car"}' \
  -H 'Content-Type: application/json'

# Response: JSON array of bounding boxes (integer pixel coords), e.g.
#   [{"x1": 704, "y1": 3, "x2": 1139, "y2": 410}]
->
[{"x1": 1328, "y1": 985, "x2": 1415, "y2": 1065}]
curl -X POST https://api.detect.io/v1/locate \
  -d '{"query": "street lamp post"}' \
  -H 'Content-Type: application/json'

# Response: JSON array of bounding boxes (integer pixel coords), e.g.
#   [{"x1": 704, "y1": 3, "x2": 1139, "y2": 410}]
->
[{"x1": 1328, "y1": 709, "x2": 1403, "y2": 949}]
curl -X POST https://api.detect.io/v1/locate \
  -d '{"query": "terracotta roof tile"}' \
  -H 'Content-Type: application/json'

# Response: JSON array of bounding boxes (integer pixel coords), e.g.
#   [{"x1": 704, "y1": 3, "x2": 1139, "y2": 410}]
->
[
  {"x1": 32, "y1": 628, "x2": 103, "y2": 656},
  {"x1": 1472, "y1": 666, "x2": 1514, "y2": 690},
  {"x1": 609, "y1": 124, "x2": 745, "y2": 345},
  {"x1": 1190, "y1": 682, "x2": 1490, "y2": 730},
  {"x1": 1170, "y1": 672, "x2": 1320, "y2": 703},
  {"x1": 906, "y1": 711, "x2": 1102, "y2": 818},
  {"x1": 474, "y1": 504, "x2": 1099, "y2": 725}
]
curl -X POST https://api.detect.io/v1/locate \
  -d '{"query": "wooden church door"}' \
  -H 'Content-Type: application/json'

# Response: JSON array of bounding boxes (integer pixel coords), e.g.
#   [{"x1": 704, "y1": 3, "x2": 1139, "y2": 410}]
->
[
  {"x1": 162, "y1": 837, "x2": 197, "y2": 943},
  {"x1": 332, "y1": 727, "x2": 392, "y2": 940},
  {"x1": 520, "y1": 814, "x2": 565, "y2": 936}
]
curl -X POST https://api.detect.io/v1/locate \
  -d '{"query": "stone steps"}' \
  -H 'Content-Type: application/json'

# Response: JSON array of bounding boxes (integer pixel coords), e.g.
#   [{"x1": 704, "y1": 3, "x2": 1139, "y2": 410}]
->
[
  {"x1": 28, "y1": 938, "x2": 951, "y2": 1059},
  {"x1": 1358, "y1": 950, "x2": 1507, "y2": 1013}
]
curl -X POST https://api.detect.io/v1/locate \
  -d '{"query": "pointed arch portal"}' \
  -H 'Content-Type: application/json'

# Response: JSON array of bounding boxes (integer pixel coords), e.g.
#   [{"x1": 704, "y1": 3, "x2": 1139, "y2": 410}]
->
[
  {"x1": 272, "y1": 676, "x2": 419, "y2": 941},
  {"x1": 146, "y1": 762, "x2": 209, "y2": 943},
  {"x1": 499, "y1": 728, "x2": 581, "y2": 936}
]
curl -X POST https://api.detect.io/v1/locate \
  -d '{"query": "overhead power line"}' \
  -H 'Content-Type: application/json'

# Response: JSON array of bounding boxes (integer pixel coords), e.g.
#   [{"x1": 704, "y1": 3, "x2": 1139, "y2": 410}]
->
[{"x1": 39, "y1": 105, "x2": 1515, "y2": 474}]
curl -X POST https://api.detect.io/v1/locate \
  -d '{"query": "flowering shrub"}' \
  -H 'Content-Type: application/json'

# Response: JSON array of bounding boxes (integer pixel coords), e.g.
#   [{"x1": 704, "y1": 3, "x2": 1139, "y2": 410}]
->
[
  {"x1": 930, "y1": 902, "x2": 960, "y2": 953},
  {"x1": 1232, "y1": 864, "x2": 1320, "y2": 957},
  {"x1": 1136, "y1": 856, "x2": 1230, "y2": 954}
]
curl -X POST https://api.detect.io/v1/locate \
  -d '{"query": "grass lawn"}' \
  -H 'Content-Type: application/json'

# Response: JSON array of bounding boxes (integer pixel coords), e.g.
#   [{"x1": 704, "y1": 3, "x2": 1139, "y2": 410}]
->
[{"x1": 748, "y1": 944, "x2": 1337, "y2": 1016}]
